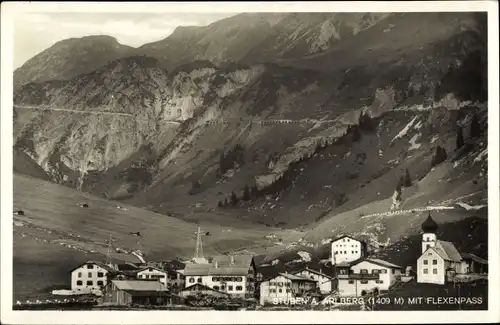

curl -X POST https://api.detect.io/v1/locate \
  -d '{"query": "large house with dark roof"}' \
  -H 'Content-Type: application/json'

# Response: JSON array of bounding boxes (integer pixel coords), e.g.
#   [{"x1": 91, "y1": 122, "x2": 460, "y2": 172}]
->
[
  {"x1": 70, "y1": 261, "x2": 117, "y2": 292},
  {"x1": 183, "y1": 254, "x2": 256, "y2": 298},
  {"x1": 417, "y1": 213, "x2": 470, "y2": 284},
  {"x1": 337, "y1": 258, "x2": 402, "y2": 296},
  {"x1": 330, "y1": 235, "x2": 368, "y2": 265}
]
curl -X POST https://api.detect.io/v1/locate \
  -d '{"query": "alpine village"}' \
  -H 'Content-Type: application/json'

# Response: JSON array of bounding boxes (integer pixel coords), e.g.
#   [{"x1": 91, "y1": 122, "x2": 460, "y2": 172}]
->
[{"x1": 16, "y1": 214, "x2": 488, "y2": 311}]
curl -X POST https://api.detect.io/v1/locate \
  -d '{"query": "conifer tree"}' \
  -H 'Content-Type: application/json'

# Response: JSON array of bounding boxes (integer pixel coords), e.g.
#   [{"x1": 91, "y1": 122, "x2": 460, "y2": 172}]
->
[
  {"x1": 242, "y1": 185, "x2": 250, "y2": 201},
  {"x1": 404, "y1": 169, "x2": 412, "y2": 187},
  {"x1": 456, "y1": 127, "x2": 465, "y2": 150},
  {"x1": 230, "y1": 191, "x2": 238, "y2": 206},
  {"x1": 470, "y1": 113, "x2": 481, "y2": 138}
]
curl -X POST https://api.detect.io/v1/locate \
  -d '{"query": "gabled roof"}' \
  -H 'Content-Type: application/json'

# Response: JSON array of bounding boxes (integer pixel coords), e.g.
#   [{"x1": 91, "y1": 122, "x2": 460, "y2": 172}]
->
[
  {"x1": 330, "y1": 235, "x2": 365, "y2": 244},
  {"x1": 184, "y1": 255, "x2": 254, "y2": 276},
  {"x1": 334, "y1": 257, "x2": 365, "y2": 268},
  {"x1": 181, "y1": 283, "x2": 230, "y2": 296},
  {"x1": 212, "y1": 254, "x2": 254, "y2": 268},
  {"x1": 421, "y1": 247, "x2": 448, "y2": 261},
  {"x1": 137, "y1": 266, "x2": 166, "y2": 273},
  {"x1": 338, "y1": 273, "x2": 380, "y2": 280},
  {"x1": 436, "y1": 240, "x2": 462, "y2": 262},
  {"x1": 69, "y1": 261, "x2": 116, "y2": 273},
  {"x1": 278, "y1": 273, "x2": 317, "y2": 282},
  {"x1": 111, "y1": 280, "x2": 167, "y2": 292},
  {"x1": 115, "y1": 263, "x2": 139, "y2": 271},
  {"x1": 122, "y1": 290, "x2": 172, "y2": 297},
  {"x1": 293, "y1": 268, "x2": 334, "y2": 280},
  {"x1": 353, "y1": 258, "x2": 401, "y2": 269},
  {"x1": 460, "y1": 253, "x2": 488, "y2": 264}
]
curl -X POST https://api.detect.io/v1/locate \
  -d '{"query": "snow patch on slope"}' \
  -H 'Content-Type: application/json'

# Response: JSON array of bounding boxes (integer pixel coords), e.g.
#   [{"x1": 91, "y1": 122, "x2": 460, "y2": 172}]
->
[{"x1": 392, "y1": 116, "x2": 419, "y2": 142}]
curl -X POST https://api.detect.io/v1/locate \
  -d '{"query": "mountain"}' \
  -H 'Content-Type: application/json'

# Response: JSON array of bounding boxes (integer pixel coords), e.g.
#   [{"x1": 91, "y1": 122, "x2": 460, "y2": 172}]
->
[
  {"x1": 13, "y1": 12, "x2": 488, "y2": 246},
  {"x1": 14, "y1": 35, "x2": 134, "y2": 89},
  {"x1": 14, "y1": 13, "x2": 392, "y2": 88},
  {"x1": 136, "y1": 13, "x2": 391, "y2": 70},
  {"x1": 135, "y1": 13, "x2": 289, "y2": 70}
]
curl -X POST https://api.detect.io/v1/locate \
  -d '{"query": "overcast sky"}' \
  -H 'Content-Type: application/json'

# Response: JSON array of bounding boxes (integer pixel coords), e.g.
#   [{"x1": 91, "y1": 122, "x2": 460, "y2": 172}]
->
[{"x1": 13, "y1": 12, "x2": 236, "y2": 69}]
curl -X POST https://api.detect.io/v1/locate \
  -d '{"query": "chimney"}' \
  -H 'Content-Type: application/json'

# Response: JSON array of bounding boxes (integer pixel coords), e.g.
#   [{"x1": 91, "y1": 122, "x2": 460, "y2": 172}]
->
[
  {"x1": 230, "y1": 256, "x2": 235, "y2": 265},
  {"x1": 215, "y1": 261, "x2": 219, "y2": 268},
  {"x1": 320, "y1": 268, "x2": 323, "y2": 274}
]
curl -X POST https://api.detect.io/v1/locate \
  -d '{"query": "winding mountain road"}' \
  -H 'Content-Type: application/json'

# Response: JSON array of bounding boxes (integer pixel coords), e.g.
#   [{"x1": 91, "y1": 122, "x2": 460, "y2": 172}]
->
[{"x1": 14, "y1": 104, "x2": 341, "y2": 126}]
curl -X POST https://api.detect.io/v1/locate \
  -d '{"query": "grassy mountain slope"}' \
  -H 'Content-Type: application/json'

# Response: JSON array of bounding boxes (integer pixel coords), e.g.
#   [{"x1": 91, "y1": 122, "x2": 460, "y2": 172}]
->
[{"x1": 13, "y1": 174, "x2": 277, "y2": 260}]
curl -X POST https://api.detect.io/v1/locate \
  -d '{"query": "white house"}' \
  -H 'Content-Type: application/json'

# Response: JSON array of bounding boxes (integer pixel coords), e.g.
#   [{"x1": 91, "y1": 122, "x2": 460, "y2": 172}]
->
[
  {"x1": 417, "y1": 214, "x2": 464, "y2": 285},
  {"x1": 337, "y1": 258, "x2": 402, "y2": 296},
  {"x1": 331, "y1": 235, "x2": 367, "y2": 265},
  {"x1": 183, "y1": 255, "x2": 256, "y2": 298},
  {"x1": 70, "y1": 261, "x2": 116, "y2": 292},
  {"x1": 136, "y1": 266, "x2": 168, "y2": 285},
  {"x1": 292, "y1": 268, "x2": 334, "y2": 294},
  {"x1": 259, "y1": 273, "x2": 317, "y2": 305}
]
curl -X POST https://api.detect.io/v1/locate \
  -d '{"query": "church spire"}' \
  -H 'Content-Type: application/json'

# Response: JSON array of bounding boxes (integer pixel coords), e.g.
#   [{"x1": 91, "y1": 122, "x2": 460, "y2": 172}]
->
[{"x1": 421, "y1": 212, "x2": 438, "y2": 233}]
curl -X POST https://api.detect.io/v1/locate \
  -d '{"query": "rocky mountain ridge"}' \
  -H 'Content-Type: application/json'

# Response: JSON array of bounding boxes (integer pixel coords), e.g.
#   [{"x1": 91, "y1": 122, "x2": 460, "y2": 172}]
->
[
  {"x1": 13, "y1": 12, "x2": 488, "y2": 238},
  {"x1": 14, "y1": 12, "x2": 393, "y2": 89}
]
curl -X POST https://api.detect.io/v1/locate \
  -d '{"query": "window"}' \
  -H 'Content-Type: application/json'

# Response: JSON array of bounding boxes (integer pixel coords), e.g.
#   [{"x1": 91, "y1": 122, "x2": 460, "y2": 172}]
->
[
  {"x1": 432, "y1": 260, "x2": 438, "y2": 265},
  {"x1": 423, "y1": 269, "x2": 428, "y2": 274},
  {"x1": 344, "y1": 251, "x2": 347, "y2": 254},
  {"x1": 97, "y1": 281, "x2": 104, "y2": 286},
  {"x1": 270, "y1": 289, "x2": 276, "y2": 293},
  {"x1": 228, "y1": 286, "x2": 233, "y2": 291},
  {"x1": 213, "y1": 286, "x2": 220, "y2": 291},
  {"x1": 76, "y1": 280, "x2": 83, "y2": 286},
  {"x1": 286, "y1": 289, "x2": 291, "y2": 293},
  {"x1": 87, "y1": 265, "x2": 94, "y2": 269},
  {"x1": 78, "y1": 272, "x2": 82, "y2": 278},
  {"x1": 237, "y1": 277, "x2": 242, "y2": 282},
  {"x1": 86, "y1": 280, "x2": 93, "y2": 286},
  {"x1": 149, "y1": 268, "x2": 153, "y2": 272},
  {"x1": 285, "y1": 283, "x2": 291, "y2": 287},
  {"x1": 221, "y1": 286, "x2": 226, "y2": 291},
  {"x1": 360, "y1": 280, "x2": 368, "y2": 284},
  {"x1": 97, "y1": 272, "x2": 104, "y2": 277},
  {"x1": 376, "y1": 280, "x2": 383, "y2": 284},
  {"x1": 380, "y1": 269, "x2": 387, "y2": 274},
  {"x1": 423, "y1": 260, "x2": 428, "y2": 265},
  {"x1": 278, "y1": 289, "x2": 282, "y2": 293},
  {"x1": 426, "y1": 244, "x2": 431, "y2": 249},
  {"x1": 372, "y1": 269, "x2": 379, "y2": 274},
  {"x1": 236, "y1": 286, "x2": 243, "y2": 291},
  {"x1": 392, "y1": 269, "x2": 396, "y2": 274},
  {"x1": 189, "y1": 278, "x2": 195, "y2": 283},
  {"x1": 197, "y1": 278, "x2": 202, "y2": 283},
  {"x1": 433, "y1": 269, "x2": 438, "y2": 274},
  {"x1": 88, "y1": 272, "x2": 92, "y2": 278},
  {"x1": 348, "y1": 280, "x2": 354, "y2": 284},
  {"x1": 212, "y1": 277, "x2": 217, "y2": 282},
  {"x1": 360, "y1": 269, "x2": 368, "y2": 274}
]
